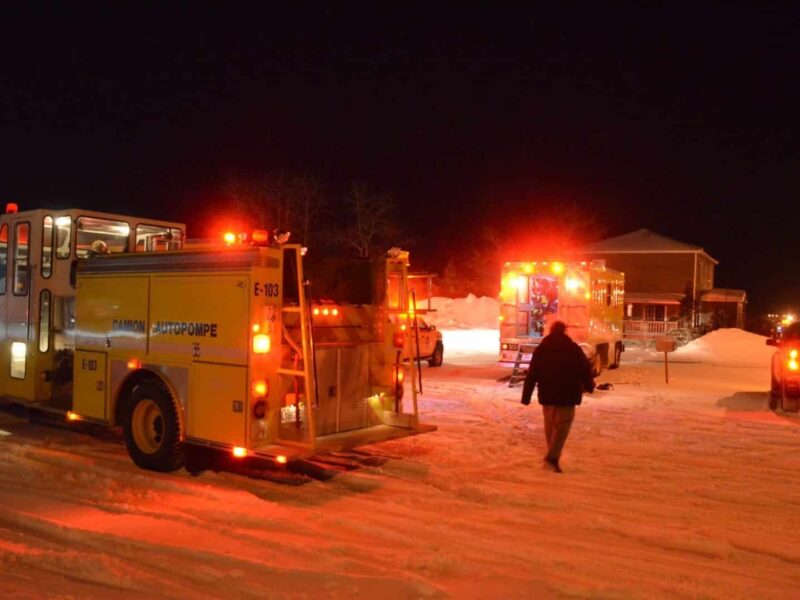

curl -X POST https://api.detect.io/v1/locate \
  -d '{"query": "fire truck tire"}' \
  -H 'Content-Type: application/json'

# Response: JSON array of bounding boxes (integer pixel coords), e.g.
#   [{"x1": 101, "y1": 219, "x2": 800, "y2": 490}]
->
[
  {"x1": 609, "y1": 344, "x2": 622, "y2": 370},
  {"x1": 591, "y1": 353, "x2": 602, "y2": 378},
  {"x1": 123, "y1": 379, "x2": 185, "y2": 472},
  {"x1": 428, "y1": 342, "x2": 444, "y2": 367}
]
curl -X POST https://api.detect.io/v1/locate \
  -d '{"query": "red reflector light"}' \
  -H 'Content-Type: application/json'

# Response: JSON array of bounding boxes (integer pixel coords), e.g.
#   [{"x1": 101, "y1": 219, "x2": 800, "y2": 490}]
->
[
  {"x1": 275, "y1": 455, "x2": 288, "y2": 465},
  {"x1": 232, "y1": 446, "x2": 248, "y2": 458},
  {"x1": 393, "y1": 332, "x2": 405, "y2": 348},
  {"x1": 251, "y1": 229, "x2": 268, "y2": 244},
  {"x1": 5, "y1": 203, "x2": 18, "y2": 214},
  {"x1": 127, "y1": 359, "x2": 141, "y2": 369},
  {"x1": 253, "y1": 334, "x2": 271, "y2": 353}
]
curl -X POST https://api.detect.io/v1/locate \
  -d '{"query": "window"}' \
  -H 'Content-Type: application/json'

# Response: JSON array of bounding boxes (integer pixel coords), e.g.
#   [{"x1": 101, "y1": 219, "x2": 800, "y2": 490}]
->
[
  {"x1": 0, "y1": 224, "x2": 7, "y2": 294},
  {"x1": 41, "y1": 216, "x2": 54, "y2": 278},
  {"x1": 39, "y1": 290, "x2": 51, "y2": 353},
  {"x1": 645, "y1": 304, "x2": 666, "y2": 322},
  {"x1": 76, "y1": 217, "x2": 130, "y2": 257},
  {"x1": 10, "y1": 342, "x2": 26, "y2": 379},
  {"x1": 55, "y1": 216, "x2": 71, "y2": 259},
  {"x1": 135, "y1": 224, "x2": 184, "y2": 252},
  {"x1": 606, "y1": 283, "x2": 612, "y2": 307},
  {"x1": 13, "y1": 222, "x2": 30, "y2": 296}
]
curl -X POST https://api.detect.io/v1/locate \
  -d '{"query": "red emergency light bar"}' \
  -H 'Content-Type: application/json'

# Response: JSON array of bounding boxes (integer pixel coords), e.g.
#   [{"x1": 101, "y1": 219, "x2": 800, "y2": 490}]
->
[
  {"x1": 5, "y1": 203, "x2": 18, "y2": 214},
  {"x1": 223, "y1": 229, "x2": 270, "y2": 247}
]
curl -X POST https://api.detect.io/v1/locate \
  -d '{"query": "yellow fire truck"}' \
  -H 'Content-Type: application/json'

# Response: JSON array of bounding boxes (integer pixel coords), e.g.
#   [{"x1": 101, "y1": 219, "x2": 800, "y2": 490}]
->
[
  {"x1": 499, "y1": 260, "x2": 625, "y2": 376},
  {"x1": 0, "y1": 205, "x2": 434, "y2": 472}
]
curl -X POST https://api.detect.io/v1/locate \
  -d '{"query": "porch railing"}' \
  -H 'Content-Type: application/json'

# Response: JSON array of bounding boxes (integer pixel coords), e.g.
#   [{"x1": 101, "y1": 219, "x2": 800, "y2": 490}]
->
[{"x1": 623, "y1": 320, "x2": 680, "y2": 337}]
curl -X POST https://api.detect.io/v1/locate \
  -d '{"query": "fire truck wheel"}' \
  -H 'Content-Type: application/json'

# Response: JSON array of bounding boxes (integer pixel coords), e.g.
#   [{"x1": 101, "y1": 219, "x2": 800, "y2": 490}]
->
[
  {"x1": 769, "y1": 374, "x2": 780, "y2": 410},
  {"x1": 123, "y1": 379, "x2": 185, "y2": 472},
  {"x1": 591, "y1": 353, "x2": 602, "y2": 378},
  {"x1": 428, "y1": 342, "x2": 444, "y2": 367},
  {"x1": 608, "y1": 344, "x2": 622, "y2": 370}
]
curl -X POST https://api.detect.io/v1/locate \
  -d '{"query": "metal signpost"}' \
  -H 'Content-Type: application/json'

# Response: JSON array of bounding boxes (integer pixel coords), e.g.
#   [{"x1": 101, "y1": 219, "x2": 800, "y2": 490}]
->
[{"x1": 655, "y1": 338, "x2": 677, "y2": 383}]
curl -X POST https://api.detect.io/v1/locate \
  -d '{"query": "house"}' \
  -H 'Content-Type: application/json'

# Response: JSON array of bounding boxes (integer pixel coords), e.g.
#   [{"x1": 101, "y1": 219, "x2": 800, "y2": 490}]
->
[{"x1": 581, "y1": 229, "x2": 746, "y2": 339}]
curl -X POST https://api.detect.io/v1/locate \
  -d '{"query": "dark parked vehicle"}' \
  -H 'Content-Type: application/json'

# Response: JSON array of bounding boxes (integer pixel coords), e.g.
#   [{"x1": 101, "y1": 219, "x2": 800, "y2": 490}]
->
[{"x1": 767, "y1": 323, "x2": 800, "y2": 411}]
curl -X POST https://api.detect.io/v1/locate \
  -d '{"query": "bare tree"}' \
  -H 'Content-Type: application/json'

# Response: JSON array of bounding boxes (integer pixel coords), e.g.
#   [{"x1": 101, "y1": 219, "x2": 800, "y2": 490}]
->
[
  {"x1": 341, "y1": 182, "x2": 399, "y2": 258},
  {"x1": 223, "y1": 172, "x2": 326, "y2": 246}
]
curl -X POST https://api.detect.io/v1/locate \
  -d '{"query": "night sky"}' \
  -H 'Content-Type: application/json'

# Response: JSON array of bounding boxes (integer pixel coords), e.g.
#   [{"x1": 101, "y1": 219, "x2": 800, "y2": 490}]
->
[{"x1": 2, "y1": 3, "x2": 799, "y2": 312}]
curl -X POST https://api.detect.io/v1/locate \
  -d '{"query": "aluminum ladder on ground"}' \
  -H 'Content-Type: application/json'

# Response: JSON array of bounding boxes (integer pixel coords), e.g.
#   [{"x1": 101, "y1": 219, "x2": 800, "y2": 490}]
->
[{"x1": 508, "y1": 347, "x2": 529, "y2": 388}]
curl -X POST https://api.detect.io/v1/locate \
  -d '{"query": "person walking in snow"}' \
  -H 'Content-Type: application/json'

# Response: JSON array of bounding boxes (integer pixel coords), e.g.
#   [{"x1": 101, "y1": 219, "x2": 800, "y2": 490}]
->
[{"x1": 520, "y1": 321, "x2": 595, "y2": 473}]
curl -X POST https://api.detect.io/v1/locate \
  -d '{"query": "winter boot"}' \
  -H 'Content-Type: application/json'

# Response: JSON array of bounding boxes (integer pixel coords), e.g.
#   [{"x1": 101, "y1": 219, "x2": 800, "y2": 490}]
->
[{"x1": 543, "y1": 456, "x2": 563, "y2": 473}]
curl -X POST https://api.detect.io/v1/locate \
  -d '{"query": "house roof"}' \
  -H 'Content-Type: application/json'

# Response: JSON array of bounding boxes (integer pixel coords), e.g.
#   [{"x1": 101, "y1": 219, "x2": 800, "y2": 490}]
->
[
  {"x1": 625, "y1": 292, "x2": 686, "y2": 305},
  {"x1": 583, "y1": 229, "x2": 718, "y2": 264},
  {"x1": 701, "y1": 288, "x2": 747, "y2": 303}
]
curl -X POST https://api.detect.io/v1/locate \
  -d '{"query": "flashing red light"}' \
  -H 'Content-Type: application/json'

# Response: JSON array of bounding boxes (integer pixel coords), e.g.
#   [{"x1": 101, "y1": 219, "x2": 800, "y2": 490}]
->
[
  {"x1": 127, "y1": 359, "x2": 142, "y2": 369},
  {"x1": 313, "y1": 307, "x2": 320, "y2": 316},
  {"x1": 5, "y1": 203, "x2": 18, "y2": 214},
  {"x1": 331, "y1": 308, "x2": 339, "y2": 316},
  {"x1": 251, "y1": 229, "x2": 268, "y2": 244},
  {"x1": 223, "y1": 231, "x2": 236, "y2": 245},
  {"x1": 232, "y1": 446, "x2": 248, "y2": 458},
  {"x1": 66, "y1": 411, "x2": 80, "y2": 422},
  {"x1": 322, "y1": 308, "x2": 330, "y2": 316},
  {"x1": 393, "y1": 331, "x2": 405, "y2": 348},
  {"x1": 275, "y1": 455, "x2": 288, "y2": 465}
]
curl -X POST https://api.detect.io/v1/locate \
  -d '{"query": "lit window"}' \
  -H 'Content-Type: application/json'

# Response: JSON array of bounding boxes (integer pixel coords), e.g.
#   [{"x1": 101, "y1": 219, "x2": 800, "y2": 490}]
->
[
  {"x1": 76, "y1": 217, "x2": 130, "y2": 258},
  {"x1": 135, "y1": 224, "x2": 183, "y2": 252},
  {"x1": 10, "y1": 342, "x2": 26, "y2": 379},
  {"x1": 55, "y1": 216, "x2": 71, "y2": 259},
  {"x1": 41, "y1": 216, "x2": 54, "y2": 278},
  {"x1": 39, "y1": 290, "x2": 51, "y2": 353},
  {"x1": 0, "y1": 223, "x2": 7, "y2": 294},
  {"x1": 13, "y1": 222, "x2": 30, "y2": 296}
]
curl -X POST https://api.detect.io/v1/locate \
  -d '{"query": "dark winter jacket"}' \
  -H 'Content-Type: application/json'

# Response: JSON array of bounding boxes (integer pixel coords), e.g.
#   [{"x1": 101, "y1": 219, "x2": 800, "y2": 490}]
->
[{"x1": 520, "y1": 331, "x2": 595, "y2": 407}]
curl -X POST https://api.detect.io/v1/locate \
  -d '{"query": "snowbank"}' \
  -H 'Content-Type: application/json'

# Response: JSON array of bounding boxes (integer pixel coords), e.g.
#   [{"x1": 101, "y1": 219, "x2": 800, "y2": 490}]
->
[
  {"x1": 671, "y1": 328, "x2": 774, "y2": 367},
  {"x1": 424, "y1": 295, "x2": 499, "y2": 330}
]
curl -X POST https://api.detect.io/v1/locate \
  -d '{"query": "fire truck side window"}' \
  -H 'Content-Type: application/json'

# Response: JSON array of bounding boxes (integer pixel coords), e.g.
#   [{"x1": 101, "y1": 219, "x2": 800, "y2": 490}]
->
[
  {"x1": 42, "y1": 216, "x2": 54, "y2": 278},
  {"x1": 13, "y1": 222, "x2": 30, "y2": 296},
  {"x1": 0, "y1": 223, "x2": 7, "y2": 294},
  {"x1": 55, "y1": 216, "x2": 71, "y2": 259},
  {"x1": 135, "y1": 224, "x2": 183, "y2": 252},
  {"x1": 76, "y1": 217, "x2": 130, "y2": 257},
  {"x1": 39, "y1": 290, "x2": 51, "y2": 353}
]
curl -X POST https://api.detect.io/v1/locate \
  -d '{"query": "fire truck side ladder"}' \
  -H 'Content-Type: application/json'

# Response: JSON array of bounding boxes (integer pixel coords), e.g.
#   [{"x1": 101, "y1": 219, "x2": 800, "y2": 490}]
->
[{"x1": 276, "y1": 245, "x2": 318, "y2": 449}]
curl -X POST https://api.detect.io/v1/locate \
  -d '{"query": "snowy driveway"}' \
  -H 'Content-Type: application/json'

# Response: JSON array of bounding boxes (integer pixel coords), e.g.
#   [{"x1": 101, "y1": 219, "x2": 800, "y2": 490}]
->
[{"x1": 1, "y1": 346, "x2": 799, "y2": 599}]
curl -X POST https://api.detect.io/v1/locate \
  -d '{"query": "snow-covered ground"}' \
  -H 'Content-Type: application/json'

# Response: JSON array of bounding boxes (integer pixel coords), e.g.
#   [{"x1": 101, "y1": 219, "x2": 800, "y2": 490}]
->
[{"x1": 2, "y1": 300, "x2": 799, "y2": 598}]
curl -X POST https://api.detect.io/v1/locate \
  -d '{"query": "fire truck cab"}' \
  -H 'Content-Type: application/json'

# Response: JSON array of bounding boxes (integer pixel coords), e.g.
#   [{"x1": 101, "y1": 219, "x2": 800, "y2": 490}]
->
[
  {"x1": 499, "y1": 260, "x2": 625, "y2": 374},
  {"x1": 0, "y1": 206, "x2": 183, "y2": 412},
  {"x1": 0, "y1": 205, "x2": 434, "y2": 472}
]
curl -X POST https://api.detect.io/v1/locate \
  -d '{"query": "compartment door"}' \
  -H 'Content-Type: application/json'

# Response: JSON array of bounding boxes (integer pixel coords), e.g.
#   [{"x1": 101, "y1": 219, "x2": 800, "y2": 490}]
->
[
  {"x1": 73, "y1": 350, "x2": 108, "y2": 420},
  {"x1": 188, "y1": 363, "x2": 246, "y2": 446}
]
